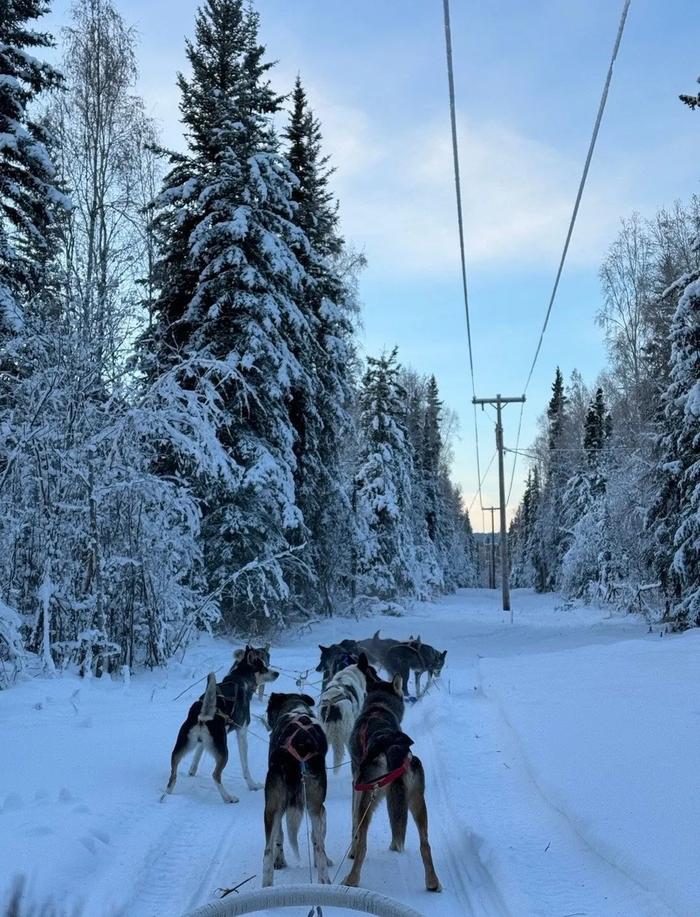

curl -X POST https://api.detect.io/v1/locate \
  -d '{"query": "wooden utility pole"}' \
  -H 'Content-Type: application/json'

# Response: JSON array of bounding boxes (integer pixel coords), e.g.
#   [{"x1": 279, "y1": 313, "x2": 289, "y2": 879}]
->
[
  {"x1": 473, "y1": 394, "x2": 526, "y2": 619},
  {"x1": 483, "y1": 506, "x2": 498, "y2": 589}
]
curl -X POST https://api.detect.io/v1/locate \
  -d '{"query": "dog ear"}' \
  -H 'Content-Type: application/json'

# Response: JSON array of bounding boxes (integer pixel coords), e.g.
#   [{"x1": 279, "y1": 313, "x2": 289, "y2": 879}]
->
[
  {"x1": 246, "y1": 648, "x2": 255, "y2": 666},
  {"x1": 416, "y1": 635, "x2": 421, "y2": 645},
  {"x1": 301, "y1": 694, "x2": 315, "y2": 707},
  {"x1": 441, "y1": 650, "x2": 447, "y2": 660},
  {"x1": 318, "y1": 644, "x2": 328, "y2": 653},
  {"x1": 392, "y1": 674, "x2": 403, "y2": 696},
  {"x1": 357, "y1": 652, "x2": 369, "y2": 673},
  {"x1": 373, "y1": 629, "x2": 380, "y2": 639},
  {"x1": 233, "y1": 648, "x2": 245, "y2": 662}
]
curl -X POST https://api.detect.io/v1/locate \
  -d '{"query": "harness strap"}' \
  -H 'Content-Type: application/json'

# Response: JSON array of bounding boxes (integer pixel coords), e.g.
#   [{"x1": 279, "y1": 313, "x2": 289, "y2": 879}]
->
[
  {"x1": 282, "y1": 715, "x2": 321, "y2": 765},
  {"x1": 354, "y1": 752, "x2": 412, "y2": 793}
]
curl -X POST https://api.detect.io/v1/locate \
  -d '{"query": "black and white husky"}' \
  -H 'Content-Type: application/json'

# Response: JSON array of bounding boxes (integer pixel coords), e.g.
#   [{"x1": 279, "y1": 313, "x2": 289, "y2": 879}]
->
[
  {"x1": 319, "y1": 663, "x2": 368, "y2": 772},
  {"x1": 165, "y1": 647, "x2": 279, "y2": 803},
  {"x1": 262, "y1": 692, "x2": 331, "y2": 887}
]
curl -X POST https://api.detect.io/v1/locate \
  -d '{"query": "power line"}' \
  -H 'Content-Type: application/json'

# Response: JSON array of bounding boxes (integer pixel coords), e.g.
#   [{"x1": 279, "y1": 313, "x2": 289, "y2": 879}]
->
[
  {"x1": 522, "y1": 0, "x2": 632, "y2": 395},
  {"x1": 507, "y1": 0, "x2": 632, "y2": 505},
  {"x1": 468, "y1": 450, "x2": 496, "y2": 513},
  {"x1": 442, "y1": 0, "x2": 487, "y2": 511}
]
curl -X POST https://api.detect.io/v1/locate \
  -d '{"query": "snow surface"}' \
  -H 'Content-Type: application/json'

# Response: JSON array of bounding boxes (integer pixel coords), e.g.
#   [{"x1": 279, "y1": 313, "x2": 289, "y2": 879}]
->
[{"x1": 0, "y1": 589, "x2": 696, "y2": 916}]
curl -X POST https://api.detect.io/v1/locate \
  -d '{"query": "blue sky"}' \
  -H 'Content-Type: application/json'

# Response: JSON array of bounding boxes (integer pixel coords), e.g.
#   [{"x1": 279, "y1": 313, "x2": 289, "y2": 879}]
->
[{"x1": 45, "y1": 0, "x2": 699, "y2": 528}]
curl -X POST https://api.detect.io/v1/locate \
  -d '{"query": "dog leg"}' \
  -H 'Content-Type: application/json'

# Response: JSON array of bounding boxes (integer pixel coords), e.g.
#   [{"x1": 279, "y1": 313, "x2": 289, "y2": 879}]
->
[
  {"x1": 262, "y1": 804, "x2": 282, "y2": 887},
  {"x1": 166, "y1": 726, "x2": 194, "y2": 795},
  {"x1": 257, "y1": 683, "x2": 265, "y2": 702},
  {"x1": 348, "y1": 776, "x2": 360, "y2": 859},
  {"x1": 236, "y1": 727, "x2": 262, "y2": 791},
  {"x1": 188, "y1": 743, "x2": 205, "y2": 777},
  {"x1": 407, "y1": 762, "x2": 441, "y2": 892},
  {"x1": 285, "y1": 805, "x2": 302, "y2": 861},
  {"x1": 414, "y1": 670, "x2": 421, "y2": 698},
  {"x1": 310, "y1": 803, "x2": 331, "y2": 884},
  {"x1": 342, "y1": 790, "x2": 376, "y2": 887},
  {"x1": 332, "y1": 737, "x2": 345, "y2": 772},
  {"x1": 274, "y1": 821, "x2": 287, "y2": 869},
  {"x1": 211, "y1": 739, "x2": 238, "y2": 804},
  {"x1": 387, "y1": 779, "x2": 408, "y2": 852}
]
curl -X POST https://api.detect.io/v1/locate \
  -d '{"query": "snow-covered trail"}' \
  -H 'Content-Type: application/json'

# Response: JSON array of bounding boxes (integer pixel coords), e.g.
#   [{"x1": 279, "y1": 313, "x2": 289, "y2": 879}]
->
[{"x1": 1, "y1": 589, "x2": 696, "y2": 916}]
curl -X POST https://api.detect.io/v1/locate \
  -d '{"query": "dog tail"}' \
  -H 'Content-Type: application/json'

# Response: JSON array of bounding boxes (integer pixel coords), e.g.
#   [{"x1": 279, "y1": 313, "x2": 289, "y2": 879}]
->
[
  {"x1": 198, "y1": 672, "x2": 217, "y2": 724},
  {"x1": 384, "y1": 732, "x2": 414, "y2": 771}
]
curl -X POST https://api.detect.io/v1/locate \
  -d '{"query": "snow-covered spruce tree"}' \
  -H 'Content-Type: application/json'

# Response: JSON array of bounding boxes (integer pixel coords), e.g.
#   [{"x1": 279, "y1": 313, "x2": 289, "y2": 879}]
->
[
  {"x1": 144, "y1": 0, "x2": 314, "y2": 629},
  {"x1": 530, "y1": 367, "x2": 570, "y2": 591},
  {"x1": 510, "y1": 469, "x2": 540, "y2": 587},
  {"x1": 354, "y1": 350, "x2": 417, "y2": 602},
  {"x1": 560, "y1": 388, "x2": 613, "y2": 598},
  {"x1": 650, "y1": 241, "x2": 700, "y2": 627},
  {"x1": 283, "y1": 76, "x2": 358, "y2": 615},
  {"x1": 0, "y1": 0, "x2": 63, "y2": 344},
  {"x1": 401, "y1": 370, "x2": 442, "y2": 596},
  {"x1": 0, "y1": 0, "x2": 64, "y2": 681}
]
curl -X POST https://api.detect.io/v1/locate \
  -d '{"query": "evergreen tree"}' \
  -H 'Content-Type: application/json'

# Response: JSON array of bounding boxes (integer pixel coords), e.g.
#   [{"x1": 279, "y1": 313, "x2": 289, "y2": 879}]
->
[
  {"x1": 282, "y1": 76, "x2": 357, "y2": 614},
  {"x1": 144, "y1": 0, "x2": 313, "y2": 626},
  {"x1": 354, "y1": 350, "x2": 417, "y2": 601},
  {"x1": 422, "y1": 375, "x2": 442, "y2": 543},
  {"x1": 0, "y1": 0, "x2": 63, "y2": 337},
  {"x1": 532, "y1": 368, "x2": 570, "y2": 590},
  {"x1": 650, "y1": 244, "x2": 700, "y2": 627}
]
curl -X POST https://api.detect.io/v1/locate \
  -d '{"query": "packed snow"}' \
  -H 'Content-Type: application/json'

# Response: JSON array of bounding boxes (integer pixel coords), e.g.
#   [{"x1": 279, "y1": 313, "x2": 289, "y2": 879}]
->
[{"x1": 1, "y1": 588, "x2": 696, "y2": 916}]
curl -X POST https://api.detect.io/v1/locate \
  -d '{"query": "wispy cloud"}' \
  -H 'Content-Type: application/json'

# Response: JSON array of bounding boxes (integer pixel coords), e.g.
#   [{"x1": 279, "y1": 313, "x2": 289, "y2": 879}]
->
[{"x1": 313, "y1": 103, "x2": 639, "y2": 276}]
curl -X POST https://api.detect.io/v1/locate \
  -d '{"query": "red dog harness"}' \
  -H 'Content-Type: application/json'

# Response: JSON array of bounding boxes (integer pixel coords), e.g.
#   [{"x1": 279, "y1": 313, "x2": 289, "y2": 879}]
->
[
  {"x1": 354, "y1": 752, "x2": 412, "y2": 793},
  {"x1": 281, "y1": 715, "x2": 321, "y2": 765}
]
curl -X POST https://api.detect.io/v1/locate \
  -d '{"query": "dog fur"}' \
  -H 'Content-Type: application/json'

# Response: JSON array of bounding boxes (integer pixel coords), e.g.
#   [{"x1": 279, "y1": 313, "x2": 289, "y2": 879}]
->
[
  {"x1": 341, "y1": 653, "x2": 441, "y2": 893},
  {"x1": 319, "y1": 663, "x2": 368, "y2": 771},
  {"x1": 262, "y1": 692, "x2": 331, "y2": 886},
  {"x1": 316, "y1": 640, "x2": 360, "y2": 690},
  {"x1": 385, "y1": 639, "x2": 447, "y2": 697},
  {"x1": 165, "y1": 647, "x2": 279, "y2": 803},
  {"x1": 356, "y1": 629, "x2": 402, "y2": 673},
  {"x1": 233, "y1": 643, "x2": 272, "y2": 701}
]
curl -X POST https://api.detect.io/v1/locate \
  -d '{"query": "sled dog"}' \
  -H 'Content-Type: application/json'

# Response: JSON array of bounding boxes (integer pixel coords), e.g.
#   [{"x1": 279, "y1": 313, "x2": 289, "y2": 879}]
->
[
  {"x1": 262, "y1": 692, "x2": 331, "y2": 886},
  {"x1": 356, "y1": 629, "x2": 403, "y2": 673},
  {"x1": 165, "y1": 647, "x2": 279, "y2": 803},
  {"x1": 385, "y1": 638, "x2": 447, "y2": 697},
  {"x1": 319, "y1": 663, "x2": 368, "y2": 771},
  {"x1": 342, "y1": 653, "x2": 441, "y2": 893},
  {"x1": 316, "y1": 640, "x2": 360, "y2": 689},
  {"x1": 232, "y1": 643, "x2": 272, "y2": 701}
]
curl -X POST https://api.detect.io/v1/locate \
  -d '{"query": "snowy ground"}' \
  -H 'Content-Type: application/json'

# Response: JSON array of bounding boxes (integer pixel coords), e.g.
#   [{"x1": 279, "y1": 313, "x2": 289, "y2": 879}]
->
[{"x1": 1, "y1": 589, "x2": 698, "y2": 917}]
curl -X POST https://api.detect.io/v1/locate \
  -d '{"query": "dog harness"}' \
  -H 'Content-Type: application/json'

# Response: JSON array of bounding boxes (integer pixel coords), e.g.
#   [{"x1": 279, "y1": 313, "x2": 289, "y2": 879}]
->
[
  {"x1": 281, "y1": 714, "x2": 322, "y2": 765},
  {"x1": 354, "y1": 752, "x2": 413, "y2": 793},
  {"x1": 354, "y1": 713, "x2": 413, "y2": 793}
]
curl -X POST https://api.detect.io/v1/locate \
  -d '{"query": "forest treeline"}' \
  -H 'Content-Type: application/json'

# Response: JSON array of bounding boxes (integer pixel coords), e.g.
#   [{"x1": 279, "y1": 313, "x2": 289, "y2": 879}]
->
[
  {"x1": 0, "y1": 0, "x2": 477, "y2": 682},
  {"x1": 510, "y1": 171, "x2": 700, "y2": 628}
]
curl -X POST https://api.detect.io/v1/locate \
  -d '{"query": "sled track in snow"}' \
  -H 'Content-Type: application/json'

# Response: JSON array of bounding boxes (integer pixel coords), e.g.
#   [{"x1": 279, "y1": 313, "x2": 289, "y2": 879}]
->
[{"x1": 407, "y1": 689, "x2": 510, "y2": 917}]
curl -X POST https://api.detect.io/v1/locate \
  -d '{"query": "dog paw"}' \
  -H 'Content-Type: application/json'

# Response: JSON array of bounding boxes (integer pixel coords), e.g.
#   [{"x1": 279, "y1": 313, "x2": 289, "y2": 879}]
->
[
  {"x1": 247, "y1": 781, "x2": 264, "y2": 791},
  {"x1": 318, "y1": 875, "x2": 331, "y2": 885},
  {"x1": 273, "y1": 859, "x2": 287, "y2": 870},
  {"x1": 222, "y1": 794, "x2": 239, "y2": 804},
  {"x1": 341, "y1": 875, "x2": 358, "y2": 887},
  {"x1": 426, "y1": 878, "x2": 442, "y2": 892}
]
